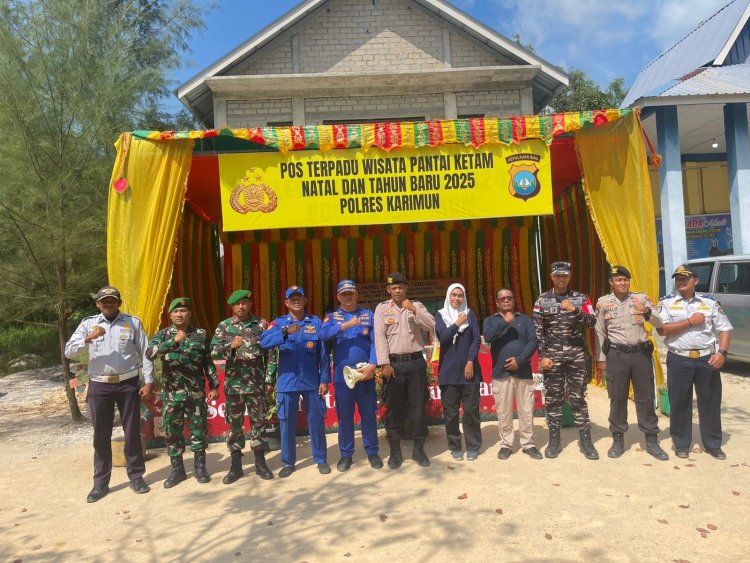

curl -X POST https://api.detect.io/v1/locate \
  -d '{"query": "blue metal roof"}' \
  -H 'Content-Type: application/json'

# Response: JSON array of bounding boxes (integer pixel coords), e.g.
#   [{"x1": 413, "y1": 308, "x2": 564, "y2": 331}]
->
[
  {"x1": 652, "y1": 64, "x2": 750, "y2": 97},
  {"x1": 622, "y1": 0, "x2": 750, "y2": 107}
]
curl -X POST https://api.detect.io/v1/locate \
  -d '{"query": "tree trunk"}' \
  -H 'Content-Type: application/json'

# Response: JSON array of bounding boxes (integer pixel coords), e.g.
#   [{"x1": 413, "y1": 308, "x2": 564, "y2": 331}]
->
[{"x1": 58, "y1": 309, "x2": 83, "y2": 422}]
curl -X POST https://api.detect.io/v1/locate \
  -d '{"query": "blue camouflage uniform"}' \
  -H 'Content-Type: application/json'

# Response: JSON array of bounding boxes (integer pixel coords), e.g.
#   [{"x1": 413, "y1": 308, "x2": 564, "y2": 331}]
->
[
  {"x1": 260, "y1": 313, "x2": 330, "y2": 468},
  {"x1": 320, "y1": 306, "x2": 379, "y2": 458}
]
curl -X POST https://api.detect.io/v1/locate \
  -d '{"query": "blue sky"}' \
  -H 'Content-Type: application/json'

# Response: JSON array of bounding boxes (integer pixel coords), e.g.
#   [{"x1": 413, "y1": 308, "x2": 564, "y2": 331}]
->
[{"x1": 169, "y1": 0, "x2": 729, "y2": 113}]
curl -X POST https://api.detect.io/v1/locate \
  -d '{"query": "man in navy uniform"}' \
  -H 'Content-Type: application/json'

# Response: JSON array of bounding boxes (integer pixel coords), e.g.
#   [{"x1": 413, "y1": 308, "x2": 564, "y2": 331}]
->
[
  {"x1": 320, "y1": 280, "x2": 382, "y2": 472},
  {"x1": 65, "y1": 286, "x2": 153, "y2": 502},
  {"x1": 654, "y1": 265, "x2": 732, "y2": 459},
  {"x1": 260, "y1": 286, "x2": 331, "y2": 477}
]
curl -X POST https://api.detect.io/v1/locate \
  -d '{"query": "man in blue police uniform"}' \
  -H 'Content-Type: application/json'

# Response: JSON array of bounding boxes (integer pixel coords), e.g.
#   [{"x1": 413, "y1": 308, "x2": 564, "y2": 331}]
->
[
  {"x1": 260, "y1": 286, "x2": 331, "y2": 477},
  {"x1": 320, "y1": 280, "x2": 383, "y2": 472},
  {"x1": 654, "y1": 265, "x2": 732, "y2": 460},
  {"x1": 65, "y1": 286, "x2": 153, "y2": 502}
]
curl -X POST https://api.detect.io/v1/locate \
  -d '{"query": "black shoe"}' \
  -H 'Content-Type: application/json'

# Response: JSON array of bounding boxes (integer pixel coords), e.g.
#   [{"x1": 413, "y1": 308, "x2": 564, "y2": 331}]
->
[
  {"x1": 523, "y1": 447, "x2": 543, "y2": 460},
  {"x1": 194, "y1": 450, "x2": 211, "y2": 483},
  {"x1": 545, "y1": 428, "x2": 561, "y2": 459},
  {"x1": 86, "y1": 485, "x2": 109, "y2": 503},
  {"x1": 337, "y1": 457, "x2": 353, "y2": 472},
  {"x1": 388, "y1": 440, "x2": 403, "y2": 470},
  {"x1": 645, "y1": 434, "x2": 669, "y2": 461},
  {"x1": 705, "y1": 447, "x2": 726, "y2": 460},
  {"x1": 388, "y1": 450, "x2": 403, "y2": 470},
  {"x1": 675, "y1": 448, "x2": 690, "y2": 459},
  {"x1": 497, "y1": 447, "x2": 513, "y2": 460},
  {"x1": 318, "y1": 463, "x2": 332, "y2": 474},
  {"x1": 130, "y1": 477, "x2": 150, "y2": 494},
  {"x1": 608, "y1": 432, "x2": 625, "y2": 458},
  {"x1": 368, "y1": 454, "x2": 384, "y2": 469},
  {"x1": 279, "y1": 465, "x2": 295, "y2": 478},
  {"x1": 164, "y1": 456, "x2": 187, "y2": 489},
  {"x1": 253, "y1": 450, "x2": 274, "y2": 480},
  {"x1": 223, "y1": 450, "x2": 244, "y2": 485},
  {"x1": 578, "y1": 429, "x2": 600, "y2": 460},
  {"x1": 411, "y1": 441, "x2": 431, "y2": 467}
]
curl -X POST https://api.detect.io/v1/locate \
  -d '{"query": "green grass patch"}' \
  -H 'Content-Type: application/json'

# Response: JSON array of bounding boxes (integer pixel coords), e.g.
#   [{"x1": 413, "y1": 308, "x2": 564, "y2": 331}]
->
[{"x1": 0, "y1": 324, "x2": 61, "y2": 373}]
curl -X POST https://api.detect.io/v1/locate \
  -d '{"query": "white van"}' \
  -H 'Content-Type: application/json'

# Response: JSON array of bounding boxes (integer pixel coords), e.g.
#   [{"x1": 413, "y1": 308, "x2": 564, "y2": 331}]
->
[{"x1": 685, "y1": 255, "x2": 750, "y2": 362}]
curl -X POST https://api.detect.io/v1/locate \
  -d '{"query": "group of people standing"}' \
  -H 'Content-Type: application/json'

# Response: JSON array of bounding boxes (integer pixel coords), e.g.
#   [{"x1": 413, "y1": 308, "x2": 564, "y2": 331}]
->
[{"x1": 66, "y1": 259, "x2": 733, "y2": 504}]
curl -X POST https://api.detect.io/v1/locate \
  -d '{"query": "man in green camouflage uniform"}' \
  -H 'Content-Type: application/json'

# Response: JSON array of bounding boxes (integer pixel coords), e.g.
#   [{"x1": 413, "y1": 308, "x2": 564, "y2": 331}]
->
[
  {"x1": 211, "y1": 289, "x2": 274, "y2": 483},
  {"x1": 146, "y1": 297, "x2": 219, "y2": 488}
]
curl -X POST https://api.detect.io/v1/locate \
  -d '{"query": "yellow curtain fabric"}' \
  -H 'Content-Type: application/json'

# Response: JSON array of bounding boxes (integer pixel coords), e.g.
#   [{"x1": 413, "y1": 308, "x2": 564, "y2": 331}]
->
[
  {"x1": 107, "y1": 134, "x2": 193, "y2": 335},
  {"x1": 576, "y1": 111, "x2": 664, "y2": 387}
]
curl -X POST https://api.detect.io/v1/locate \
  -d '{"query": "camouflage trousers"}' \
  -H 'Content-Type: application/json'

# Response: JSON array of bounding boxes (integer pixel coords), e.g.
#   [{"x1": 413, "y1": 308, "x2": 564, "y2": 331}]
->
[
  {"x1": 163, "y1": 397, "x2": 208, "y2": 458},
  {"x1": 544, "y1": 347, "x2": 591, "y2": 431},
  {"x1": 226, "y1": 392, "x2": 267, "y2": 452}
]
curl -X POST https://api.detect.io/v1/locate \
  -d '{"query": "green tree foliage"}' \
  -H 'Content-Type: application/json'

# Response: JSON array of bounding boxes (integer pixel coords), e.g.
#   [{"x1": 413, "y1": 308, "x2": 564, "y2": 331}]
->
[
  {"x1": 0, "y1": 0, "x2": 203, "y2": 419},
  {"x1": 549, "y1": 69, "x2": 627, "y2": 112}
]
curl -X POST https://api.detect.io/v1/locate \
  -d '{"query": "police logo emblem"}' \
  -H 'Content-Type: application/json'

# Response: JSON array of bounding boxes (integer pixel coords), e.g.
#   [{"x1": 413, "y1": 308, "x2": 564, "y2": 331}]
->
[{"x1": 506, "y1": 153, "x2": 542, "y2": 202}]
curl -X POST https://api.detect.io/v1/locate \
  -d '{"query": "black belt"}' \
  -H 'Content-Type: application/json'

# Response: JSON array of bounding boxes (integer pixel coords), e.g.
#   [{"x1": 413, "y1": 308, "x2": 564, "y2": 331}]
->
[
  {"x1": 389, "y1": 352, "x2": 423, "y2": 362},
  {"x1": 609, "y1": 343, "x2": 643, "y2": 354},
  {"x1": 549, "y1": 337, "x2": 583, "y2": 346}
]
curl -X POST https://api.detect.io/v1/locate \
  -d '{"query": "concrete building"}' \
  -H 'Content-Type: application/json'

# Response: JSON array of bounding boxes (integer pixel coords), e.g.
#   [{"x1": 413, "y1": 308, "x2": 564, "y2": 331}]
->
[{"x1": 177, "y1": 0, "x2": 568, "y2": 129}]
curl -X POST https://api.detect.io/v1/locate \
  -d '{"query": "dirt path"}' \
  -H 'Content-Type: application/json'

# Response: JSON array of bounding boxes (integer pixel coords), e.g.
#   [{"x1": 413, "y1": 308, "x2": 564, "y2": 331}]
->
[{"x1": 1, "y1": 365, "x2": 749, "y2": 562}]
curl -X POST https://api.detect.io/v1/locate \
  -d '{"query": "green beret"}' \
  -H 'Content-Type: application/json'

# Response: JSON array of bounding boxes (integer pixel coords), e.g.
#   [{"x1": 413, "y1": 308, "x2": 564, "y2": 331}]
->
[
  {"x1": 168, "y1": 297, "x2": 190, "y2": 312},
  {"x1": 227, "y1": 289, "x2": 251, "y2": 305}
]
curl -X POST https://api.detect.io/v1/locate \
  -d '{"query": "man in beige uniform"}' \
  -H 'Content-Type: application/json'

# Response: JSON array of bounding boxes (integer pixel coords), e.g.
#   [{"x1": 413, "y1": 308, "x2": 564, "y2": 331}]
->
[
  {"x1": 374, "y1": 272, "x2": 436, "y2": 469},
  {"x1": 595, "y1": 265, "x2": 668, "y2": 460}
]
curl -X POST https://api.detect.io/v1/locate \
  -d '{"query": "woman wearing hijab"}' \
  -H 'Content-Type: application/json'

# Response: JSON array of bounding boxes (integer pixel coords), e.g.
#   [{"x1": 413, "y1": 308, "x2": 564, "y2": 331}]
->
[{"x1": 435, "y1": 283, "x2": 482, "y2": 460}]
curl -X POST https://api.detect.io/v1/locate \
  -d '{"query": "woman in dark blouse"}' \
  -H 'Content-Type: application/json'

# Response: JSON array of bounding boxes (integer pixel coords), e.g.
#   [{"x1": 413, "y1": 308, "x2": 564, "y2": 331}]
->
[{"x1": 435, "y1": 283, "x2": 482, "y2": 460}]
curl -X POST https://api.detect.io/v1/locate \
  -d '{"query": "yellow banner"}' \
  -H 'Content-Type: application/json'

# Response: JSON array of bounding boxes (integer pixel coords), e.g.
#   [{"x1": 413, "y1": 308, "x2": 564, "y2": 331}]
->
[{"x1": 218, "y1": 142, "x2": 552, "y2": 231}]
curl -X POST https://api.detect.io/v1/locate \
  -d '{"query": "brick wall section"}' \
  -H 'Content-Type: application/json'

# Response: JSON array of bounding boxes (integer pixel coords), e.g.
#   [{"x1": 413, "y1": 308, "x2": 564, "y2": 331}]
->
[
  {"x1": 229, "y1": 39, "x2": 293, "y2": 75},
  {"x1": 304, "y1": 93, "x2": 444, "y2": 123},
  {"x1": 226, "y1": 99, "x2": 293, "y2": 127},
  {"x1": 450, "y1": 32, "x2": 513, "y2": 67},
  {"x1": 456, "y1": 90, "x2": 522, "y2": 118},
  {"x1": 297, "y1": 0, "x2": 445, "y2": 73}
]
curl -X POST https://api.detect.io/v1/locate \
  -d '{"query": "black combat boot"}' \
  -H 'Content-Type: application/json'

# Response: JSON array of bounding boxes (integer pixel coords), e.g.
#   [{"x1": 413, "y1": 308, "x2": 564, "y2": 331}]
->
[
  {"x1": 164, "y1": 456, "x2": 187, "y2": 488},
  {"x1": 254, "y1": 449, "x2": 274, "y2": 480},
  {"x1": 579, "y1": 429, "x2": 600, "y2": 460},
  {"x1": 387, "y1": 440, "x2": 403, "y2": 469},
  {"x1": 411, "y1": 439, "x2": 431, "y2": 467},
  {"x1": 645, "y1": 434, "x2": 669, "y2": 461},
  {"x1": 545, "y1": 427, "x2": 561, "y2": 458},
  {"x1": 608, "y1": 432, "x2": 625, "y2": 458},
  {"x1": 222, "y1": 450, "x2": 244, "y2": 484},
  {"x1": 194, "y1": 450, "x2": 210, "y2": 483}
]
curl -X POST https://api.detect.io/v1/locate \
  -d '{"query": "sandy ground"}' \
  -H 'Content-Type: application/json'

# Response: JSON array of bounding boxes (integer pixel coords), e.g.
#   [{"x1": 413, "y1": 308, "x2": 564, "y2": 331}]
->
[{"x1": 1, "y1": 363, "x2": 749, "y2": 563}]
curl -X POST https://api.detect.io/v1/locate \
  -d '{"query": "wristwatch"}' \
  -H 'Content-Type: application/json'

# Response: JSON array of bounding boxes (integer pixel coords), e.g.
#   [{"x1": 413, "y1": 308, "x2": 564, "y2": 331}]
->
[
  {"x1": 718, "y1": 349, "x2": 728, "y2": 357},
  {"x1": 281, "y1": 326, "x2": 289, "y2": 337}
]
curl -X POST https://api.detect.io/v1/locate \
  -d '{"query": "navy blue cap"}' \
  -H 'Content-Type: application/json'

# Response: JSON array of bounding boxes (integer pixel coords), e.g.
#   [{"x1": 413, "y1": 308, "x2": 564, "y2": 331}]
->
[
  {"x1": 285, "y1": 286, "x2": 305, "y2": 299},
  {"x1": 337, "y1": 279, "x2": 357, "y2": 293},
  {"x1": 550, "y1": 261, "x2": 571, "y2": 275}
]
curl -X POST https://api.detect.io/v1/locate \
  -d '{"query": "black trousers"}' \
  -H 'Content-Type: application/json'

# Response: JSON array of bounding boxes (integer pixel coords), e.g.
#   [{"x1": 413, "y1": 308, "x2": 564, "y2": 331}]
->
[
  {"x1": 385, "y1": 356, "x2": 428, "y2": 442},
  {"x1": 666, "y1": 352, "x2": 723, "y2": 450},
  {"x1": 440, "y1": 384, "x2": 481, "y2": 452},
  {"x1": 87, "y1": 378, "x2": 145, "y2": 487},
  {"x1": 605, "y1": 348, "x2": 659, "y2": 435}
]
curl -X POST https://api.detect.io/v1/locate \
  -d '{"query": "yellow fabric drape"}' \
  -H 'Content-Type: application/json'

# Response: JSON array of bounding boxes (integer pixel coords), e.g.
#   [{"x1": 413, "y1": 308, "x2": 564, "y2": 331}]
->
[
  {"x1": 107, "y1": 135, "x2": 193, "y2": 335},
  {"x1": 576, "y1": 111, "x2": 664, "y2": 388}
]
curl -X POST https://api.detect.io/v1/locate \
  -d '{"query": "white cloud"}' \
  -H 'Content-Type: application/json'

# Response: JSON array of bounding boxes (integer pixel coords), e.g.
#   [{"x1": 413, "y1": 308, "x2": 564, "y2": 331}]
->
[{"x1": 648, "y1": 0, "x2": 728, "y2": 49}]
